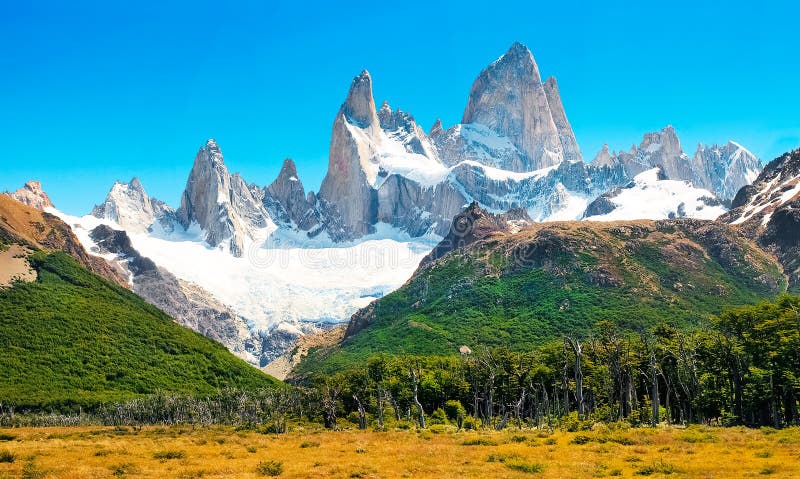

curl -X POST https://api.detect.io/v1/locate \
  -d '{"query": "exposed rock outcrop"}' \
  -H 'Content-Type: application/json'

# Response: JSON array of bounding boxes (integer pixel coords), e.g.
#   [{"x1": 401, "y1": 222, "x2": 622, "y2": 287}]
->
[
  {"x1": 0, "y1": 195, "x2": 127, "y2": 287},
  {"x1": 265, "y1": 158, "x2": 318, "y2": 230},
  {"x1": 92, "y1": 177, "x2": 176, "y2": 233},
  {"x1": 317, "y1": 71, "x2": 382, "y2": 239},
  {"x1": 6, "y1": 181, "x2": 55, "y2": 210},
  {"x1": 177, "y1": 139, "x2": 271, "y2": 256},
  {"x1": 723, "y1": 148, "x2": 800, "y2": 287},
  {"x1": 692, "y1": 141, "x2": 761, "y2": 202},
  {"x1": 462, "y1": 42, "x2": 567, "y2": 170}
]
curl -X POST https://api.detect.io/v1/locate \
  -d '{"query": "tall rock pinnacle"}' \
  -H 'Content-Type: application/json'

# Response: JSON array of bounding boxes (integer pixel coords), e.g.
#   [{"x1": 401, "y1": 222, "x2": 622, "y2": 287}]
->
[
  {"x1": 318, "y1": 71, "x2": 383, "y2": 238},
  {"x1": 543, "y1": 77, "x2": 582, "y2": 163},
  {"x1": 462, "y1": 42, "x2": 564, "y2": 170},
  {"x1": 177, "y1": 139, "x2": 269, "y2": 256},
  {"x1": 342, "y1": 70, "x2": 379, "y2": 128},
  {"x1": 267, "y1": 158, "x2": 317, "y2": 230}
]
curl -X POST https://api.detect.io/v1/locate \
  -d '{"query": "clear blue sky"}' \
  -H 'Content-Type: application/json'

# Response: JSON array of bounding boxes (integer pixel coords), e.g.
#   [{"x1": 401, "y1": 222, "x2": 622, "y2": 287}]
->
[{"x1": 2, "y1": 1, "x2": 799, "y2": 214}]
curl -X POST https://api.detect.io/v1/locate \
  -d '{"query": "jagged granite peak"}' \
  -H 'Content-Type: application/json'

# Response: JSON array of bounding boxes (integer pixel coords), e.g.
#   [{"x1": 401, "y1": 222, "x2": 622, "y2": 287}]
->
[
  {"x1": 6, "y1": 180, "x2": 54, "y2": 210},
  {"x1": 462, "y1": 42, "x2": 564, "y2": 171},
  {"x1": 265, "y1": 158, "x2": 317, "y2": 230},
  {"x1": 599, "y1": 127, "x2": 761, "y2": 202},
  {"x1": 318, "y1": 69, "x2": 445, "y2": 240},
  {"x1": 317, "y1": 96, "x2": 379, "y2": 239},
  {"x1": 342, "y1": 70, "x2": 379, "y2": 128},
  {"x1": 692, "y1": 141, "x2": 761, "y2": 201},
  {"x1": 91, "y1": 177, "x2": 175, "y2": 234},
  {"x1": 591, "y1": 144, "x2": 617, "y2": 168},
  {"x1": 543, "y1": 76, "x2": 583, "y2": 163},
  {"x1": 377, "y1": 101, "x2": 439, "y2": 158},
  {"x1": 177, "y1": 139, "x2": 270, "y2": 257},
  {"x1": 430, "y1": 118, "x2": 443, "y2": 137}
]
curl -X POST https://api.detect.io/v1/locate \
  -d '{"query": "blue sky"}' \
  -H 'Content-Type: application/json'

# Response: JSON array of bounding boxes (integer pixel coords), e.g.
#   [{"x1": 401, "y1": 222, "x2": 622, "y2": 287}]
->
[{"x1": 2, "y1": 1, "x2": 799, "y2": 214}]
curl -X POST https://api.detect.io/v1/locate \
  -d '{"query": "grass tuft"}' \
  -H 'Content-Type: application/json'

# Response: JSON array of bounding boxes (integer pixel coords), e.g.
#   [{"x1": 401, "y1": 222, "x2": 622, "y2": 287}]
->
[
  {"x1": 256, "y1": 460, "x2": 284, "y2": 476},
  {"x1": 153, "y1": 450, "x2": 186, "y2": 460}
]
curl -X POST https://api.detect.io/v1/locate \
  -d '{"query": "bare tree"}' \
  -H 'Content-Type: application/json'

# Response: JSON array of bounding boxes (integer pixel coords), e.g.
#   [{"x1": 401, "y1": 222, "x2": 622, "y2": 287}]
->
[
  {"x1": 409, "y1": 363, "x2": 426, "y2": 429},
  {"x1": 565, "y1": 337, "x2": 585, "y2": 417}
]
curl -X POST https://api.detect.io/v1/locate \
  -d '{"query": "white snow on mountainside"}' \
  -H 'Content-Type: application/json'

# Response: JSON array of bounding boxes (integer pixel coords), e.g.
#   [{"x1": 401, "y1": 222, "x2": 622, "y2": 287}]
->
[
  {"x1": 583, "y1": 168, "x2": 728, "y2": 221},
  {"x1": 52, "y1": 209, "x2": 436, "y2": 334}
]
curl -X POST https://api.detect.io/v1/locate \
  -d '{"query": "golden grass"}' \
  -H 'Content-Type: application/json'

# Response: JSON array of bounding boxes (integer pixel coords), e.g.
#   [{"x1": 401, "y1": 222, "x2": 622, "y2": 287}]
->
[{"x1": 0, "y1": 425, "x2": 797, "y2": 478}]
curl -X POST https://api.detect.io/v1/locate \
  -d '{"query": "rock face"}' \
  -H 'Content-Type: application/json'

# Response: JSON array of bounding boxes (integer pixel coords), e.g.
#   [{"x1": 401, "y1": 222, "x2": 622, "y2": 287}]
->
[
  {"x1": 92, "y1": 177, "x2": 176, "y2": 234},
  {"x1": 420, "y1": 202, "x2": 531, "y2": 267},
  {"x1": 590, "y1": 127, "x2": 761, "y2": 203},
  {"x1": 177, "y1": 139, "x2": 271, "y2": 256},
  {"x1": 692, "y1": 142, "x2": 761, "y2": 202},
  {"x1": 317, "y1": 71, "x2": 382, "y2": 239},
  {"x1": 6, "y1": 181, "x2": 54, "y2": 210},
  {"x1": 462, "y1": 42, "x2": 574, "y2": 170},
  {"x1": 722, "y1": 148, "x2": 800, "y2": 287},
  {"x1": 265, "y1": 158, "x2": 318, "y2": 230},
  {"x1": 543, "y1": 77, "x2": 582, "y2": 163}
]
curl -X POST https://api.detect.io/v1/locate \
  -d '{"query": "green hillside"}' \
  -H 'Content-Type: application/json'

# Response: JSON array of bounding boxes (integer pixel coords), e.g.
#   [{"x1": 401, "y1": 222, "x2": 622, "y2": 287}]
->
[
  {"x1": 297, "y1": 217, "x2": 787, "y2": 375},
  {"x1": 0, "y1": 251, "x2": 277, "y2": 410}
]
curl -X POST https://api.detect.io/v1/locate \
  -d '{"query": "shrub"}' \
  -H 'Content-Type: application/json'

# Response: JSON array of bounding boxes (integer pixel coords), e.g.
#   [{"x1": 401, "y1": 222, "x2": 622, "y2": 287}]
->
[
  {"x1": 0, "y1": 450, "x2": 15, "y2": 463},
  {"x1": 506, "y1": 461, "x2": 545, "y2": 474},
  {"x1": 22, "y1": 461, "x2": 45, "y2": 479},
  {"x1": 429, "y1": 408, "x2": 449, "y2": 425},
  {"x1": 487, "y1": 453, "x2": 521, "y2": 463},
  {"x1": 153, "y1": 450, "x2": 186, "y2": 460},
  {"x1": 462, "y1": 416, "x2": 479, "y2": 430},
  {"x1": 635, "y1": 460, "x2": 678, "y2": 476},
  {"x1": 299, "y1": 441, "x2": 320, "y2": 448},
  {"x1": 570, "y1": 434, "x2": 593, "y2": 445},
  {"x1": 110, "y1": 462, "x2": 139, "y2": 477},
  {"x1": 0, "y1": 433, "x2": 15, "y2": 441},
  {"x1": 256, "y1": 461, "x2": 284, "y2": 476},
  {"x1": 460, "y1": 438, "x2": 497, "y2": 446},
  {"x1": 444, "y1": 400, "x2": 467, "y2": 423}
]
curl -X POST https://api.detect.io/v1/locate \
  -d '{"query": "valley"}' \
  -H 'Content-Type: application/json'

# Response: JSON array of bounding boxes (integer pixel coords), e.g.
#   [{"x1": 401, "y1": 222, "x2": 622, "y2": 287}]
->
[{"x1": 0, "y1": 425, "x2": 798, "y2": 478}]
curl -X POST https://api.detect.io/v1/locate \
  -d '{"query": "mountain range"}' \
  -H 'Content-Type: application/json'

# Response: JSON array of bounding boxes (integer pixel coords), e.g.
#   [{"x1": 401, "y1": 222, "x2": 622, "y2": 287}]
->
[{"x1": 4, "y1": 42, "x2": 774, "y2": 371}]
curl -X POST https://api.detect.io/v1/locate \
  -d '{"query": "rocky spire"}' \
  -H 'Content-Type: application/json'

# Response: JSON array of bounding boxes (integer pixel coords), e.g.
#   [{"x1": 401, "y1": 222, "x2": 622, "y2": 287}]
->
[
  {"x1": 266, "y1": 158, "x2": 316, "y2": 229},
  {"x1": 318, "y1": 71, "x2": 386, "y2": 239},
  {"x1": 543, "y1": 77, "x2": 582, "y2": 163},
  {"x1": 177, "y1": 139, "x2": 269, "y2": 257},
  {"x1": 591, "y1": 144, "x2": 616, "y2": 168},
  {"x1": 462, "y1": 42, "x2": 563, "y2": 171},
  {"x1": 342, "y1": 70, "x2": 379, "y2": 128},
  {"x1": 429, "y1": 118, "x2": 444, "y2": 138},
  {"x1": 7, "y1": 180, "x2": 54, "y2": 210}
]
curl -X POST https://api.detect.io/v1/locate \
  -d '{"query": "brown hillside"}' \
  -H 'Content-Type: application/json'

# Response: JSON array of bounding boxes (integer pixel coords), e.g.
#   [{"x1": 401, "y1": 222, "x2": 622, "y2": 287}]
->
[{"x1": 0, "y1": 195, "x2": 127, "y2": 287}]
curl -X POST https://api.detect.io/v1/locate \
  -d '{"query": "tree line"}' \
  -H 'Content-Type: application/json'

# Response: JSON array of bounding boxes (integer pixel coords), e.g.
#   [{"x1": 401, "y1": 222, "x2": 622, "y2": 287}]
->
[
  {"x1": 1, "y1": 295, "x2": 797, "y2": 430},
  {"x1": 313, "y1": 294, "x2": 800, "y2": 430}
]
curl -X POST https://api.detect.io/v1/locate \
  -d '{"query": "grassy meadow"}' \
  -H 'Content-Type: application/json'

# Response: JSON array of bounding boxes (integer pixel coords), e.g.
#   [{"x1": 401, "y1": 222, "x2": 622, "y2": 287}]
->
[{"x1": 0, "y1": 425, "x2": 798, "y2": 478}]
